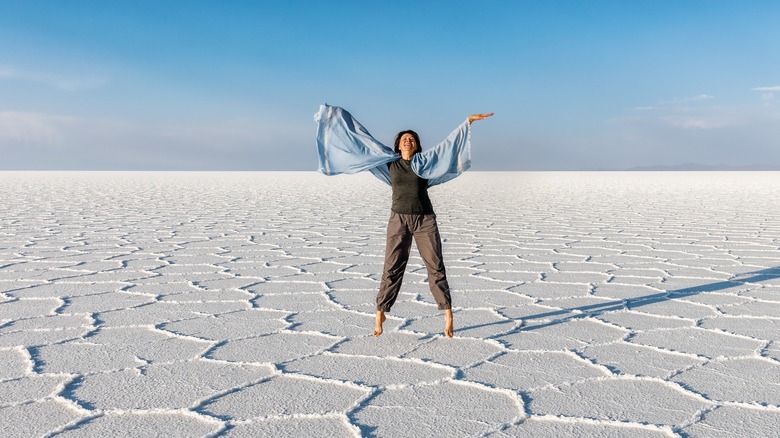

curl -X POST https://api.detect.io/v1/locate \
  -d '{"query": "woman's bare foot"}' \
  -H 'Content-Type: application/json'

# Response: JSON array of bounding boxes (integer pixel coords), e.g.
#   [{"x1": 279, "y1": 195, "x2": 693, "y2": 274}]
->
[
  {"x1": 444, "y1": 309, "x2": 454, "y2": 338},
  {"x1": 373, "y1": 311, "x2": 386, "y2": 337}
]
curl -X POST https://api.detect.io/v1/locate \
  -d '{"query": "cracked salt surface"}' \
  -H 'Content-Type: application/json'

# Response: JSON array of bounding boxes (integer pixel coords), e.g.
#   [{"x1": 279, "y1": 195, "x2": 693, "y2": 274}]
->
[{"x1": 1, "y1": 171, "x2": 779, "y2": 437}]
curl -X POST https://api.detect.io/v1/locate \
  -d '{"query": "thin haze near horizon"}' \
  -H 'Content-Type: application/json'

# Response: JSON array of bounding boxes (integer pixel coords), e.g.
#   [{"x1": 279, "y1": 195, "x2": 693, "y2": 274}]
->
[{"x1": 1, "y1": 1, "x2": 779, "y2": 171}]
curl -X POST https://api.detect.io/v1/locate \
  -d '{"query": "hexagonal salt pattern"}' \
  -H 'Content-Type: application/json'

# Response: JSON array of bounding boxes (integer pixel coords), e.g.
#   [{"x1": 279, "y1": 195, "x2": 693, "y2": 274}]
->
[
  {"x1": 1, "y1": 171, "x2": 779, "y2": 436},
  {"x1": 528, "y1": 378, "x2": 712, "y2": 426}
]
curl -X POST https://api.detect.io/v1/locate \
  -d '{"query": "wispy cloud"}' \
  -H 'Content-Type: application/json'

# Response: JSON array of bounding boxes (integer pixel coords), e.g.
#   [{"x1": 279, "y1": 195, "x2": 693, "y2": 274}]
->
[
  {"x1": 752, "y1": 86, "x2": 780, "y2": 92},
  {"x1": 684, "y1": 94, "x2": 715, "y2": 101},
  {"x1": 661, "y1": 94, "x2": 715, "y2": 105},
  {"x1": 619, "y1": 91, "x2": 780, "y2": 132},
  {"x1": 620, "y1": 87, "x2": 780, "y2": 130},
  {"x1": 0, "y1": 65, "x2": 107, "y2": 91},
  {"x1": 632, "y1": 95, "x2": 715, "y2": 112},
  {"x1": 752, "y1": 86, "x2": 780, "y2": 106},
  {"x1": 665, "y1": 117, "x2": 726, "y2": 130}
]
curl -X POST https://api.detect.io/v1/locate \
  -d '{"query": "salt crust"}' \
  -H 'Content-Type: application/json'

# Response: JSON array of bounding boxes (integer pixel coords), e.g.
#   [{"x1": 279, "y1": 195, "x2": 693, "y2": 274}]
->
[{"x1": 1, "y1": 171, "x2": 779, "y2": 436}]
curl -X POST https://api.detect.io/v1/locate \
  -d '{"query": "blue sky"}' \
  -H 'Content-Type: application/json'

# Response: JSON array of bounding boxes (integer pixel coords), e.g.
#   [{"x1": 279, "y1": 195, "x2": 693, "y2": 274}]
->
[{"x1": 1, "y1": 1, "x2": 779, "y2": 170}]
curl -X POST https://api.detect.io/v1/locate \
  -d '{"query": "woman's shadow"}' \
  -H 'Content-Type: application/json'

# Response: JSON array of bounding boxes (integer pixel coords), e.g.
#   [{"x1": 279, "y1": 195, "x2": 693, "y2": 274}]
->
[{"x1": 461, "y1": 267, "x2": 780, "y2": 333}]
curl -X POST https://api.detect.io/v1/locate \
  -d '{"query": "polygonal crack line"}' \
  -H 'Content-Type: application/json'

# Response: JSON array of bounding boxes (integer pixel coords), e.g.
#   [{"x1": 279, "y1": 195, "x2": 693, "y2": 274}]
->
[
  {"x1": 60, "y1": 407, "x2": 229, "y2": 435},
  {"x1": 136, "y1": 326, "x2": 216, "y2": 354},
  {"x1": 670, "y1": 399, "x2": 727, "y2": 432},
  {"x1": 464, "y1": 325, "x2": 523, "y2": 344},
  {"x1": 27, "y1": 335, "x2": 104, "y2": 373},
  {"x1": 220, "y1": 412, "x2": 356, "y2": 435},
  {"x1": 518, "y1": 412, "x2": 681, "y2": 436},
  {"x1": 132, "y1": 356, "x2": 152, "y2": 375},
  {"x1": 698, "y1": 322, "x2": 775, "y2": 347},
  {"x1": 56, "y1": 373, "x2": 97, "y2": 411},
  {"x1": 662, "y1": 387, "x2": 726, "y2": 434},
  {"x1": 42, "y1": 412, "x2": 105, "y2": 438},
  {"x1": 199, "y1": 339, "x2": 234, "y2": 361},
  {"x1": 675, "y1": 376, "x2": 732, "y2": 407},
  {"x1": 395, "y1": 324, "x2": 460, "y2": 341},
  {"x1": 246, "y1": 293, "x2": 274, "y2": 311},
  {"x1": 458, "y1": 379, "x2": 528, "y2": 423},
  {"x1": 50, "y1": 296, "x2": 72, "y2": 316},
  {"x1": 210, "y1": 330, "x2": 343, "y2": 364},
  {"x1": 587, "y1": 320, "x2": 634, "y2": 341},
  {"x1": 762, "y1": 344, "x2": 780, "y2": 363},
  {"x1": 335, "y1": 264, "x2": 361, "y2": 275},
  {"x1": 0, "y1": 313, "x2": 17, "y2": 330},
  {"x1": 190, "y1": 374, "x2": 279, "y2": 421},
  {"x1": 342, "y1": 385, "x2": 431, "y2": 435},
  {"x1": 278, "y1": 311, "x2": 303, "y2": 331},
  {"x1": 568, "y1": 348, "x2": 622, "y2": 378},
  {"x1": 396, "y1": 335, "x2": 445, "y2": 362},
  {"x1": 154, "y1": 318, "x2": 224, "y2": 343},
  {"x1": 0, "y1": 287, "x2": 14, "y2": 300},
  {"x1": 261, "y1": 372, "x2": 381, "y2": 425},
  {"x1": 494, "y1": 314, "x2": 592, "y2": 342},
  {"x1": 622, "y1": 310, "x2": 698, "y2": 327},
  {"x1": 95, "y1": 301, "x2": 164, "y2": 324},
  {"x1": 497, "y1": 316, "x2": 527, "y2": 337},
  {"x1": 1, "y1": 345, "x2": 36, "y2": 375},
  {"x1": 622, "y1": 336, "x2": 712, "y2": 362},
  {"x1": 461, "y1": 344, "x2": 516, "y2": 374},
  {"x1": 321, "y1": 288, "x2": 353, "y2": 311}
]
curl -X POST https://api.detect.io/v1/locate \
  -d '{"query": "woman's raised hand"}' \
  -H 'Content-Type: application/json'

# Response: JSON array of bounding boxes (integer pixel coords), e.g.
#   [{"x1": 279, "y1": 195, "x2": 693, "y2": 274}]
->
[{"x1": 467, "y1": 113, "x2": 494, "y2": 124}]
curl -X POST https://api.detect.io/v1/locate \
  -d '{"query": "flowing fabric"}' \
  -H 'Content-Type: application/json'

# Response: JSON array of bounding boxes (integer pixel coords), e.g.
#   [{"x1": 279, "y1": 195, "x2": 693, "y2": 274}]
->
[{"x1": 315, "y1": 104, "x2": 472, "y2": 187}]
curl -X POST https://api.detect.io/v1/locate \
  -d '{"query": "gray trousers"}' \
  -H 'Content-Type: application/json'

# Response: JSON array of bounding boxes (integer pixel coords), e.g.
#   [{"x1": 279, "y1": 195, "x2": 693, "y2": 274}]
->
[{"x1": 377, "y1": 212, "x2": 452, "y2": 312}]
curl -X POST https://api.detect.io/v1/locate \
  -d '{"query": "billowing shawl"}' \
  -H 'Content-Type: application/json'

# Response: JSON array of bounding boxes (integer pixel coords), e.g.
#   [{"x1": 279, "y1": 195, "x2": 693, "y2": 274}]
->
[{"x1": 315, "y1": 104, "x2": 471, "y2": 187}]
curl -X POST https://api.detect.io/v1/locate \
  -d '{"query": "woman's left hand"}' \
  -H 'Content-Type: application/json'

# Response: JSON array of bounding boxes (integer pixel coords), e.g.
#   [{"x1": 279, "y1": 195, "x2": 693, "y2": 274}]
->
[{"x1": 468, "y1": 113, "x2": 494, "y2": 124}]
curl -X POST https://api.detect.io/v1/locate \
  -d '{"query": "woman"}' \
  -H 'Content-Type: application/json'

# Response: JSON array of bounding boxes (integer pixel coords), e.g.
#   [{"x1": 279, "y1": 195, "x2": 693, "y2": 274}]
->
[{"x1": 315, "y1": 105, "x2": 493, "y2": 337}]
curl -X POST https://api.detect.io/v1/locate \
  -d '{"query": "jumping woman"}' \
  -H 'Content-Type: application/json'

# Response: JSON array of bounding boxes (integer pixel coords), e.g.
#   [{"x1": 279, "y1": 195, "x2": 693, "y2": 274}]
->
[{"x1": 315, "y1": 104, "x2": 493, "y2": 337}]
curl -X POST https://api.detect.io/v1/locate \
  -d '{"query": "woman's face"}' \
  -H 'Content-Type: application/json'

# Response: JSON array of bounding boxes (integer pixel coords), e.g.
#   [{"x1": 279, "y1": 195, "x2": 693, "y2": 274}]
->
[{"x1": 399, "y1": 133, "x2": 418, "y2": 155}]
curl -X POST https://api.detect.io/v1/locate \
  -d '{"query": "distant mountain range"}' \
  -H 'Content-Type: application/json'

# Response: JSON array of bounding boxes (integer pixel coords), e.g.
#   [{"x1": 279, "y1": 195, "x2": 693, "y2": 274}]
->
[{"x1": 625, "y1": 163, "x2": 780, "y2": 171}]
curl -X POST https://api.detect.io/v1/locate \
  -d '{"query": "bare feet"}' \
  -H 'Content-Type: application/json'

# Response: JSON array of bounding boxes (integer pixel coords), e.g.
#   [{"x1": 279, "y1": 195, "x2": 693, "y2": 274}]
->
[
  {"x1": 373, "y1": 311, "x2": 386, "y2": 337},
  {"x1": 444, "y1": 309, "x2": 454, "y2": 338}
]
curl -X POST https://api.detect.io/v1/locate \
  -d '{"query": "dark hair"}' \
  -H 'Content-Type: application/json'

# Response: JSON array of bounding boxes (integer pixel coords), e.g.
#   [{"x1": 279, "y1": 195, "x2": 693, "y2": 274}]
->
[{"x1": 394, "y1": 130, "x2": 422, "y2": 155}]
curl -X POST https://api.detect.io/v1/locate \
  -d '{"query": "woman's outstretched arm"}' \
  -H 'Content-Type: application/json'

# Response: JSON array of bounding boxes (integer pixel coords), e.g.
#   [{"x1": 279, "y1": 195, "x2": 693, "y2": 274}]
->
[{"x1": 467, "y1": 112, "x2": 494, "y2": 124}]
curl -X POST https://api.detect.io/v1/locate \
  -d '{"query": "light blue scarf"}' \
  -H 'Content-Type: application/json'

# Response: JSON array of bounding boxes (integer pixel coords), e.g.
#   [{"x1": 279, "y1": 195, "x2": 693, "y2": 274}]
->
[{"x1": 315, "y1": 104, "x2": 471, "y2": 187}]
